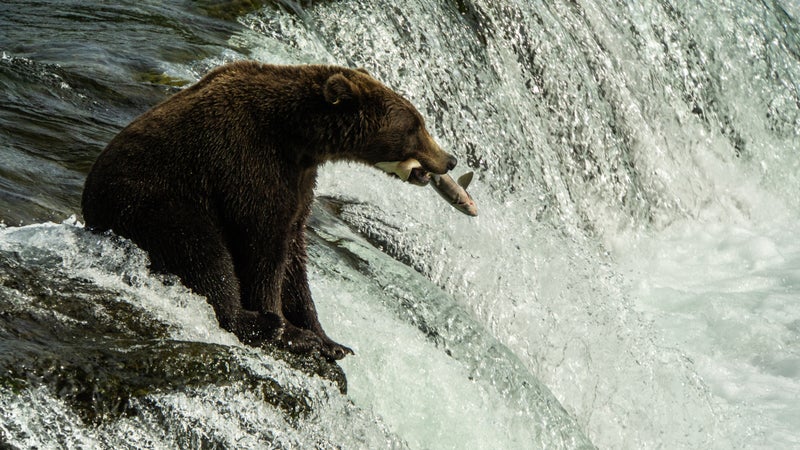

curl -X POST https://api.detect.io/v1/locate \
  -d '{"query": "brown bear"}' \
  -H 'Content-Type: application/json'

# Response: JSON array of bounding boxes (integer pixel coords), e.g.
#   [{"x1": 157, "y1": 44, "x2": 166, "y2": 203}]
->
[{"x1": 81, "y1": 61, "x2": 457, "y2": 360}]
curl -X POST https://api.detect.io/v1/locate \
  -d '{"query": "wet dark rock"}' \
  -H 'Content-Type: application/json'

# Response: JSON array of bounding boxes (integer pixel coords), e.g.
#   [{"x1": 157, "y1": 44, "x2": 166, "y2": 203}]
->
[{"x1": 0, "y1": 236, "x2": 346, "y2": 426}]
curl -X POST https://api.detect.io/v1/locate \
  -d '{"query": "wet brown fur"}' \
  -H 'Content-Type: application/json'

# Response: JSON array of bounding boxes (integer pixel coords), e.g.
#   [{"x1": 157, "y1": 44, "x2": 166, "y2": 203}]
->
[{"x1": 81, "y1": 61, "x2": 456, "y2": 359}]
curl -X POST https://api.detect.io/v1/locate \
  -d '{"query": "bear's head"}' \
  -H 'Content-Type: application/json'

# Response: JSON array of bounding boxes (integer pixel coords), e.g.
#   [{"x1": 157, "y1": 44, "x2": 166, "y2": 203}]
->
[{"x1": 322, "y1": 70, "x2": 457, "y2": 186}]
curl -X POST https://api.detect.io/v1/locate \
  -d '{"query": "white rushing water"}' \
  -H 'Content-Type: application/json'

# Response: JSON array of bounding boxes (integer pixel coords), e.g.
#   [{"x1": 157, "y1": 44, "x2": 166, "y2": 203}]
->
[{"x1": 1, "y1": 0, "x2": 798, "y2": 448}]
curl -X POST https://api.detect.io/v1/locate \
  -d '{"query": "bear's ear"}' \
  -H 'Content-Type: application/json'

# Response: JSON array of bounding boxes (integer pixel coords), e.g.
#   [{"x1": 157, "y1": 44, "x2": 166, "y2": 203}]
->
[{"x1": 324, "y1": 73, "x2": 359, "y2": 106}]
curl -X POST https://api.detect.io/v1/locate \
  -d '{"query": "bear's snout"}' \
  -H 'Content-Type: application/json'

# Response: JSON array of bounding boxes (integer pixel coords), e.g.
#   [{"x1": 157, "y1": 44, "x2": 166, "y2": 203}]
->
[
  {"x1": 446, "y1": 155, "x2": 458, "y2": 171},
  {"x1": 423, "y1": 151, "x2": 457, "y2": 175}
]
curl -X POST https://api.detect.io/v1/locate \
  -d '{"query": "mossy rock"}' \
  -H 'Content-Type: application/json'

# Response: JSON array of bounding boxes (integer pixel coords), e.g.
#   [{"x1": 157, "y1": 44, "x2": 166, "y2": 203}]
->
[
  {"x1": 0, "y1": 237, "x2": 346, "y2": 426},
  {"x1": 0, "y1": 336, "x2": 345, "y2": 425}
]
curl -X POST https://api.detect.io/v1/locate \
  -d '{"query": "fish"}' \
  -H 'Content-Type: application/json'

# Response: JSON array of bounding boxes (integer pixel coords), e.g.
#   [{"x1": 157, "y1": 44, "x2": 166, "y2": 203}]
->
[
  {"x1": 375, "y1": 158, "x2": 478, "y2": 216},
  {"x1": 430, "y1": 172, "x2": 478, "y2": 216}
]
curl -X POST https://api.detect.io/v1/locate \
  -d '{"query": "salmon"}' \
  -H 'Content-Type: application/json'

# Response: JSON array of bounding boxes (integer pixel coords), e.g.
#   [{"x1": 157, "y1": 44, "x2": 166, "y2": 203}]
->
[
  {"x1": 375, "y1": 158, "x2": 478, "y2": 216},
  {"x1": 430, "y1": 172, "x2": 478, "y2": 216}
]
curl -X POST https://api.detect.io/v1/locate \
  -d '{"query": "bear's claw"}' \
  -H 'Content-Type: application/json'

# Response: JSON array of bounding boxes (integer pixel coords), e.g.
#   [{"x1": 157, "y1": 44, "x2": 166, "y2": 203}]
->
[
  {"x1": 277, "y1": 323, "x2": 353, "y2": 361},
  {"x1": 322, "y1": 339, "x2": 354, "y2": 360}
]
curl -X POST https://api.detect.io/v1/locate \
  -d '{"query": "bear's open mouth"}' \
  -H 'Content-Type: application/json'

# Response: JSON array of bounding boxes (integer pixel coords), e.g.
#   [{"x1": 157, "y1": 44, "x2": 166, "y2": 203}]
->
[
  {"x1": 375, "y1": 158, "x2": 432, "y2": 186},
  {"x1": 408, "y1": 167, "x2": 431, "y2": 186}
]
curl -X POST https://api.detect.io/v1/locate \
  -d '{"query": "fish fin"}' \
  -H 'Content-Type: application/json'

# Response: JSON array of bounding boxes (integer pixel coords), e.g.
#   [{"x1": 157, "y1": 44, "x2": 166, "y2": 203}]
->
[{"x1": 457, "y1": 172, "x2": 474, "y2": 189}]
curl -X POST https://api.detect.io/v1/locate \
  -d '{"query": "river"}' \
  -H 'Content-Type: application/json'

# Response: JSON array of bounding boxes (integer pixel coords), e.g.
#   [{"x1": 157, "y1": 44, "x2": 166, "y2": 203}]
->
[{"x1": 1, "y1": 0, "x2": 798, "y2": 448}]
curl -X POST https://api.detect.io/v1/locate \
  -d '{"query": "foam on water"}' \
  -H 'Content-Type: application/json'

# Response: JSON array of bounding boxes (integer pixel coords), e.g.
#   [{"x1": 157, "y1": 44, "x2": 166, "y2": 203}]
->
[
  {"x1": 614, "y1": 216, "x2": 800, "y2": 447},
  {"x1": 0, "y1": 219, "x2": 237, "y2": 346},
  {"x1": 306, "y1": 205, "x2": 592, "y2": 448},
  {"x1": 315, "y1": 278, "x2": 527, "y2": 449}
]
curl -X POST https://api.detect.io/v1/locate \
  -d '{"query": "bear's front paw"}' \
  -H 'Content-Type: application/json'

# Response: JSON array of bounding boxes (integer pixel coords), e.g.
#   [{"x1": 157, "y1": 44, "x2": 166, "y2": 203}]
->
[
  {"x1": 278, "y1": 323, "x2": 327, "y2": 356},
  {"x1": 279, "y1": 325, "x2": 353, "y2": 361},
  {"x1": 232, "y1": 311, "x2": 283, "y2": 346},
  {"x1": 321, "y1": 338, "x2": 354, "y2": 361}
]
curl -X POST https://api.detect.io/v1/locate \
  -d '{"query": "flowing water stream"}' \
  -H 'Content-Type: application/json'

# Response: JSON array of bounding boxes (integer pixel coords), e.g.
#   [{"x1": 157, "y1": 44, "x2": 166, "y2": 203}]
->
[{"x1": 1, "y1": 0, "x2": 799, "y2": 448}]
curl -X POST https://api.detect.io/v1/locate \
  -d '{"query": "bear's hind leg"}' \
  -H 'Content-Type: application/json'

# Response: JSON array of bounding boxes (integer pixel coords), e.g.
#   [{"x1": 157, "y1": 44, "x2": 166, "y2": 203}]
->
[{"x1": 114, "y1": 198, "x2": 282, "y2": 345}]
